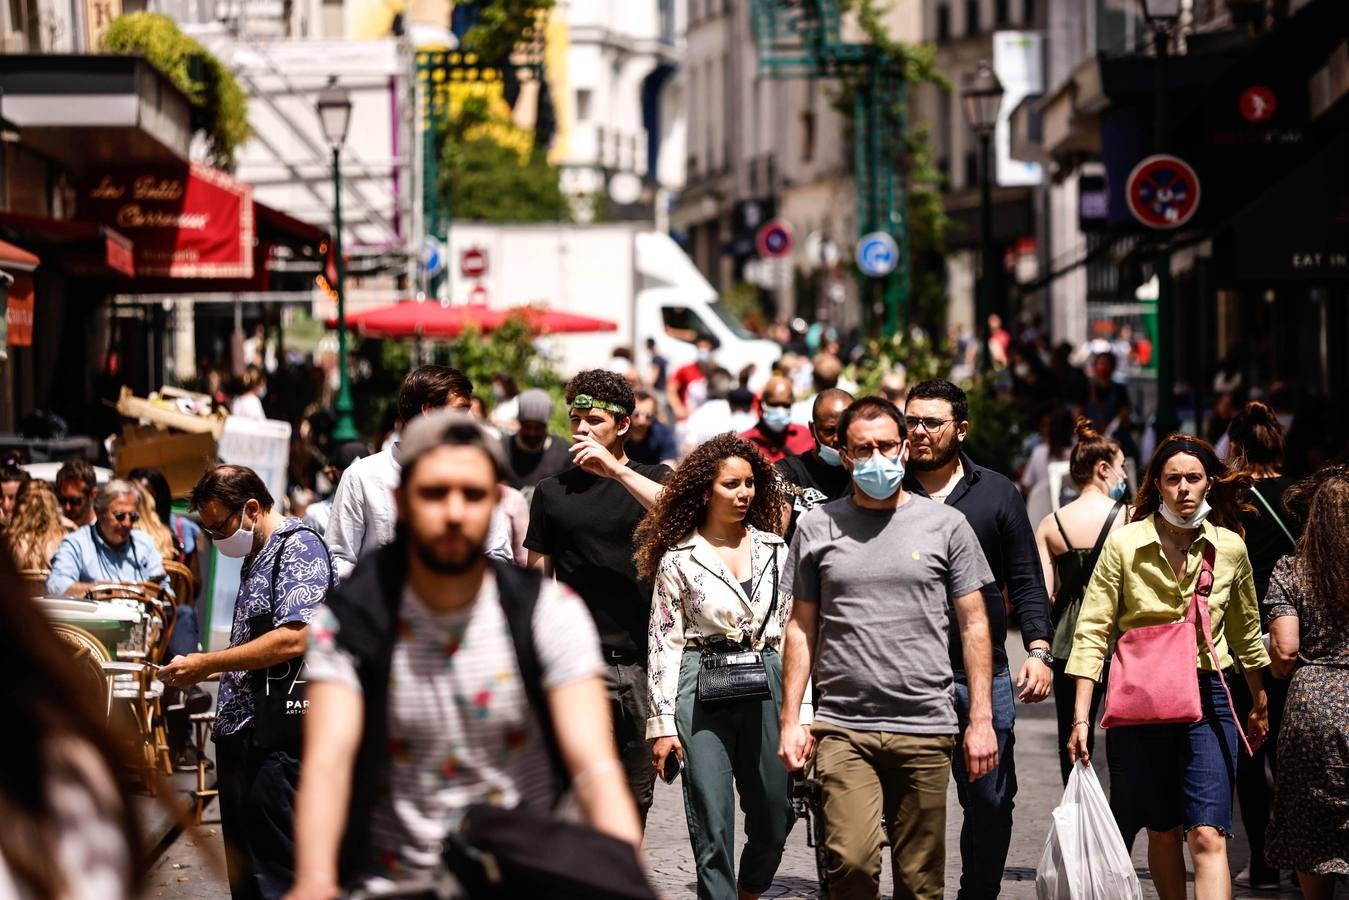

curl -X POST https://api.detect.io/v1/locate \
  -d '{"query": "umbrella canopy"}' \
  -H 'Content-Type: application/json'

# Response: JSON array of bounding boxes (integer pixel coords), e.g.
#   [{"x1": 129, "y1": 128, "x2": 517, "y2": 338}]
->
[{"x1": 329, "y1": 302, "x2": 618, "y2": 339}]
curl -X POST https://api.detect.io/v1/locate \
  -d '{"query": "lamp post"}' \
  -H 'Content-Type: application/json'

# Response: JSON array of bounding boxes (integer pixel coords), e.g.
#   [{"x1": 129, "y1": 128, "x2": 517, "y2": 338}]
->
[
  {"x1": 961, "y1": 61, "x2": 1005, "y2": 374},
  {"x1": 1141, "y1": 0, "x2": 1181, "y2": 438},
  {"x1": 317, "y1": 76, "x2": 359, "y2": 443}
]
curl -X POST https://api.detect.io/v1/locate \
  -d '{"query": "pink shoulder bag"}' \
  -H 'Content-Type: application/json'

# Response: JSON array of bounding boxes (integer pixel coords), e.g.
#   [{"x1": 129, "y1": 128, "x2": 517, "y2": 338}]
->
[{"x1": 1100, "y1": 542, "x2": 1251, "y2": 755}]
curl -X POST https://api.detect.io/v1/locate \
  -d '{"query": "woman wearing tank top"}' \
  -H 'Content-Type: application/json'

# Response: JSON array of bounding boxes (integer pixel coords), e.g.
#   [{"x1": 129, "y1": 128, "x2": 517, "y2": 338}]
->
[{"x1": 1033, "y1": 420, "x2": 1134, "y2": 833}]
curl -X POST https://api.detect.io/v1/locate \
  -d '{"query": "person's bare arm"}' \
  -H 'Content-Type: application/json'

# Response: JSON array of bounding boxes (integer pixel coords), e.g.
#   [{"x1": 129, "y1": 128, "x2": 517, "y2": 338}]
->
[
  {"x1": 953, "y1": 589, "x2": 998, "y2": 781},
  {"x1": 1268, "y1": 616, "x2": 1300, "y2": 679},
  {"x1": 285, "y1": 681, "x2": 364, "y2": 900},
  {"x1": 1034, "y1": 517, "x2": 1058, "y2": 614},
  {"x1": 777, "y1": 598, "x2": 817, "y2": 771},
  {"x1": 159, "y1": 622, "x2": 307, "y2": 687},
  {"x1": 570, "y1": 435, "x2": 664, "y2": 510},
  {"x1": 548, "y1": 676, "x2": 644, "y2": 847},
  {"x1": 527, "y1": 550, "x2": 552, "y2": 576}
]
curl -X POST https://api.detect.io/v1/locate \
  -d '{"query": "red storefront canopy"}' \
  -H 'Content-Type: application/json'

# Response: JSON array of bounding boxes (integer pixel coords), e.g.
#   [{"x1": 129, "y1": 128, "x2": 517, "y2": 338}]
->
[{"x1": 330, "y1": 302, "x2": 619, "y2": 339}]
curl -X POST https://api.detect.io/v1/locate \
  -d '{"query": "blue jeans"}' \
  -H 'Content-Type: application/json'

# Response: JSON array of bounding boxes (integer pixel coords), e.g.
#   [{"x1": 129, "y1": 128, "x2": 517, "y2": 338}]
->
[
  {"x1": 951, "y1": 668, "x2": 1017, "y2": 900},
  {"x1": 1110, "y1": 671, "x2": 1240, "y2": 837},
  {"x1": 169, "y1": 603, "x2": 200, "y2": 658}
]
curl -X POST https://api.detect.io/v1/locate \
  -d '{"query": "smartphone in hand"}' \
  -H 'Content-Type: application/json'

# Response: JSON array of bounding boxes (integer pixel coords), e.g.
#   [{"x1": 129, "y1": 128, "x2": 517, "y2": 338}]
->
[{"x1": 661, "y1": 749, "x2": 682, "y2": 784}]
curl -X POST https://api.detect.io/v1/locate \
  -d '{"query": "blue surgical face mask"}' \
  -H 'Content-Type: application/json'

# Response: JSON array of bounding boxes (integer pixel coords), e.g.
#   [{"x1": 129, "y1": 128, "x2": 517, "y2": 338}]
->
[
  {"x1": 761, "y1": 404, "x2": 791, "y2": 433},
  {"x1": 851, "y1": 453, "x2": 906, "y2": 501},
  {"x1": 1108, "y1": 474, "x2": 1128, "y2": 501},
  {"x1": 816, "y1": 442, "x2": 842, "y2": 467}
]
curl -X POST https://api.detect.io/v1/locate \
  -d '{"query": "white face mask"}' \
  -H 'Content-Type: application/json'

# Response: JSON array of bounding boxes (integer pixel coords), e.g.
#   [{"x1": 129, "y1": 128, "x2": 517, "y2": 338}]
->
[
  {"x1": 216, "y1": 509, "x2": 257, "y2": 558},
  {"x1": 1158, "y1": 496, "x2": 1211, "y2": 530}
]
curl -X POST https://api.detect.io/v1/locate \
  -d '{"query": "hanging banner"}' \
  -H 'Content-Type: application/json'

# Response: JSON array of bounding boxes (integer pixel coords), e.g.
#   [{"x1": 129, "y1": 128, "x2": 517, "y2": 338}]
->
[
  {"x1": 5, "y1": 275, "x2": 33, "y2": 347},
  {"x1": 81, "y1": 162, "x2": 254, "y2": 279}
]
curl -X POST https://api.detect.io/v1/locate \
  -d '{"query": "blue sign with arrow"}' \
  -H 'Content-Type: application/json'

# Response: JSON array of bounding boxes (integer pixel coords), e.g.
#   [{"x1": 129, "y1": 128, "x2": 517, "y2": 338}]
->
[{"x1": 856, "y1": 231, "x2": 899, "y2": 277}]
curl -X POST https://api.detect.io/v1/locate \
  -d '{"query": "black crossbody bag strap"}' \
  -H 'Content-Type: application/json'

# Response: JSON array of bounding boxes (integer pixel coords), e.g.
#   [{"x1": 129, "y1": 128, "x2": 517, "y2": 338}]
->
[
  {"x1": 1051, "y1": 500, "x2": 1124, "y2": 628},
  {"x1": 751, "y1": 545, "x2": 781, "y2": 647}
]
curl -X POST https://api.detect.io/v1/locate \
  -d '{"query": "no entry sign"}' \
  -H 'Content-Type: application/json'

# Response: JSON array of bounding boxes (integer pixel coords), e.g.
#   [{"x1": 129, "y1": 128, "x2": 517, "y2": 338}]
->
[
  {"x1": 461, "y1": 247, "x2": 488, "y2": 279},
  {"x1": 1126, "y1": 155, "x2": 1200, "y2": 230}
]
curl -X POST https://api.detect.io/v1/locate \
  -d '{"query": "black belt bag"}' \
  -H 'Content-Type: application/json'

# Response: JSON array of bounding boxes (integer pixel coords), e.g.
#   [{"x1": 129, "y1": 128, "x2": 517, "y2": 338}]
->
[{"x1": 696, "y1": 552, "x2": 779, "y2": 705}]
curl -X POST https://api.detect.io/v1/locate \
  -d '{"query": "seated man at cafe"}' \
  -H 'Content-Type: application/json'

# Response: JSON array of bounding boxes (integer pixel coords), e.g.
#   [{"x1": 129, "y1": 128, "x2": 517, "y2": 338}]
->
[{"x1": 48, "y1": 479, "x2": 172, "y2": 599}]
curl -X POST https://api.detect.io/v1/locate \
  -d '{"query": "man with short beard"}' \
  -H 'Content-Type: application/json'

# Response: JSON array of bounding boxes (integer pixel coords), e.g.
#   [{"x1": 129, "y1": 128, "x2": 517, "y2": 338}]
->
[
  {"x1": 287, "y1": 412, "x2": 642, "y2": 897},
  {"x1": 500, "y1": 389, "x2": 571, "y2": 493},
  {"x1": 900, "y1": 379, "x2": 1053, "y2": 900}
]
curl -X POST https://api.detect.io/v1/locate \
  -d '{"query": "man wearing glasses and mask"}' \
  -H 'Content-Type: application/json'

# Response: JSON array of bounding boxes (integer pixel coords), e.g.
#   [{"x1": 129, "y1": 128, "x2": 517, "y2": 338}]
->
[
  {"x1": 47, "y1": 479, "x2": 170, "y2": 597},
  {"x1": 55, "y1": 458, "x2": 98, "y2": 529}
]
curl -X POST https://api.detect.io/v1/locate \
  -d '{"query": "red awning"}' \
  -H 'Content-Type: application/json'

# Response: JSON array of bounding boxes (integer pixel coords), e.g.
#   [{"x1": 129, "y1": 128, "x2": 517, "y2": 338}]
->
[
  {"x1": 329, "y1": 302, "x2": 620, "y2": 339},
  {"x1": 0, "y1": 238, "x2": 39, "y2": 273},
  {"x1": 0, "y1": 211, "x2": 133, "y2": 277}
]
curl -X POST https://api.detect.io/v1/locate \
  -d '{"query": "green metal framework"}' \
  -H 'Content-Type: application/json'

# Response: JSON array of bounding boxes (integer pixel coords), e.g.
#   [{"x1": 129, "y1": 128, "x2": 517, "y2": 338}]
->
[{"x1": 749, "y1": 0, "x2": 911, "y2": 336}]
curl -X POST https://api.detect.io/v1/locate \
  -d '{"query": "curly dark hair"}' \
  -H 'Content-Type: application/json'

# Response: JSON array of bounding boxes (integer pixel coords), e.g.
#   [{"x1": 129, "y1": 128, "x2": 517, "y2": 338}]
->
[
  {"x1": 564, "y1": 368, "x2": 635, "y2": 417},
  {"x1": 633, "y1": 433, "x2": 786, "y2": 582}
]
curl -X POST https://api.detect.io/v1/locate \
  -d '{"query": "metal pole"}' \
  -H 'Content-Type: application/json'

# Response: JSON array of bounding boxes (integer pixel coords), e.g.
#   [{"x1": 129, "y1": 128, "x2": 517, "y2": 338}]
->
[
  {"x1": 1153, "y1": 26, "x2": 1176, "y2": 438},
  {"x1": 978, "y1": 129, "x2": 995, "y2": 373},
  {"x1": 332, "y1": 144, "x2": 360, "y2": 443}
]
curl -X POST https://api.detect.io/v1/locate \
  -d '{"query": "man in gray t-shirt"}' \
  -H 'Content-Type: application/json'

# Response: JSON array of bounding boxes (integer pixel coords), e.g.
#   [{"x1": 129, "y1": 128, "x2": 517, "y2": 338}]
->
[{"x1": 778, "y1": 398, "x2": 998, "y2": 900}]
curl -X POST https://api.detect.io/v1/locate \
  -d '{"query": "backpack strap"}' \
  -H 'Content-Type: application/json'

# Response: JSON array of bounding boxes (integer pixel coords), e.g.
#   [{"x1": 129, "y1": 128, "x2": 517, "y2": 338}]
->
[
  {"x1": 270, "y1": 524, "x2": 335, "y2": 604},
  {"x1": 1249, "y1": 484, "x2": 1296, "y2": 550},
  {"x1": 494, "y1": 560, "x2": 570, "y2": 804},
  {"x1": 1051, "y1": 500, "x2": 1124, "y2": 628}
]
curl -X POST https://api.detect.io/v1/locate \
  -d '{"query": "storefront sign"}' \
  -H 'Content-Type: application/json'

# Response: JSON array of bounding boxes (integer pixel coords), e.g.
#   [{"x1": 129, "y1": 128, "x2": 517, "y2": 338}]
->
[
  {"x1": 82, "y1": 163, "x2": 254, "y2": 279},
  {"x1": 84, "y1": 0, "x2": 122, "y2": 52},
  {"x1": 5, "y1": 275, "x2": 33, "y2": 347}
]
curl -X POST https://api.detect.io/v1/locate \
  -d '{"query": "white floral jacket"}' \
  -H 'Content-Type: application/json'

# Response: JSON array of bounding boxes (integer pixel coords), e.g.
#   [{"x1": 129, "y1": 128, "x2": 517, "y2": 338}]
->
[{"x1": 645, "y1": 526, "x2": 810, "y2": 739}]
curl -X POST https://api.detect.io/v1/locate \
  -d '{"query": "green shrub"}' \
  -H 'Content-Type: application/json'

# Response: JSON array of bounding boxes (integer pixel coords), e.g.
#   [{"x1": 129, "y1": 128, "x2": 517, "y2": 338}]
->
[{"x1": 103, "y1": 13, "x2": 250, "y2": 169}]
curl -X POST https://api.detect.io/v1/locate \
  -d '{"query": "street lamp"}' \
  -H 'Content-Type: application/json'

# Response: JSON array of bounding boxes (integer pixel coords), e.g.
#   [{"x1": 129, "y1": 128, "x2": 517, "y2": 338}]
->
[
  {"x1": 317, "y1": 76, "x2": 359, "y2": 443},
  {"x1": 961, "y1": 61, "x2": 1004, "y2": 373},
  {"x1": 1140, "y1": 0, "x2": 1180, "y2": 438}
]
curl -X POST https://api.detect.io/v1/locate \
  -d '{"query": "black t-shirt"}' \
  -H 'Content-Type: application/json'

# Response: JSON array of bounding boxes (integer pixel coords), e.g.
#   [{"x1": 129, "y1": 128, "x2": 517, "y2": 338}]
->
[
  {"x1": 503, "y1": 435, "x2": 573, "y2": 490},
  {"x1": 1240, "y1": 476, "x2": 1299, "y2": 599},
  {"x1": 524, "y1": 460, "x2": 671, "y2": 657},
  {"x1": 777, "y1": 450, "x2": 852, "y2": 542}
]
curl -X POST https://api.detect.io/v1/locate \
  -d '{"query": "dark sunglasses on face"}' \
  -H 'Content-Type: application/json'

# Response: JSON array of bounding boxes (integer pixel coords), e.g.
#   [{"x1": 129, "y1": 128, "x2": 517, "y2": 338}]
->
[{"x1": 112, "y1": 511, "x2": 141, "y2": 524}]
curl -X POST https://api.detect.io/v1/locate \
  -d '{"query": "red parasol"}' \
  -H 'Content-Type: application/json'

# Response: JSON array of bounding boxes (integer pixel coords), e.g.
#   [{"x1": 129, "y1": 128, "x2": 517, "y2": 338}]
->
[{"x1": 329, "y1": 302, "x2": 618, "y2": 339}]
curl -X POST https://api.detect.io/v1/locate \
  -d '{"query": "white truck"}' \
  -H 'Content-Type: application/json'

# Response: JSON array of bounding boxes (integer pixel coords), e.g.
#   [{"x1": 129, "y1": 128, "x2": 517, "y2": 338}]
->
[{"x1": 442, "y1": 223, "x2": 781, "y2": 386}]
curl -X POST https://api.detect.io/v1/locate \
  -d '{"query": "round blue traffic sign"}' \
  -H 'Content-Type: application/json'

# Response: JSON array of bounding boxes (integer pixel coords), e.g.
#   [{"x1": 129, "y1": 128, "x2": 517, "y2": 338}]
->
[
  {"x1": 856, "y1": 231, "x2": 899, "y2": 277},
  {"x1": 756, "y1": 220, "x2": 794, "y2": 258}
]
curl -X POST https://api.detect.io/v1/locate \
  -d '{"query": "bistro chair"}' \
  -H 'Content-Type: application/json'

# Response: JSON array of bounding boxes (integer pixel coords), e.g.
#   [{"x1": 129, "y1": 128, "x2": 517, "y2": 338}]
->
[
  {"x1": 17, "y1": 568, "x2": 49, "y2": 598},
  {"x1": 163, "y1": 560, "x2": 196, "y2": 611}
]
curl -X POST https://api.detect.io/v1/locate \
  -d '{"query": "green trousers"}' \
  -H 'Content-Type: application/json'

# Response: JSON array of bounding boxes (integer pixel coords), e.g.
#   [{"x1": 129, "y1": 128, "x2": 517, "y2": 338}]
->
[{"x1": 674, "y1": 648, "x2": 795, "y2": 900}]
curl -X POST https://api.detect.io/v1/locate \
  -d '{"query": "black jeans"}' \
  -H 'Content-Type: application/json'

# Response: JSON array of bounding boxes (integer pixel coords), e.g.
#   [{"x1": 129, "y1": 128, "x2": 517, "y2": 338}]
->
[
  {"x1": 605, "y1": 658, "x2": 655, "y2": 827},
  {"x1": 215, "y1": 730, "x2": 301, "y2": 900},
  {"x1": 1051, "y1": 661, "x2": 1139, "y2": 851}
]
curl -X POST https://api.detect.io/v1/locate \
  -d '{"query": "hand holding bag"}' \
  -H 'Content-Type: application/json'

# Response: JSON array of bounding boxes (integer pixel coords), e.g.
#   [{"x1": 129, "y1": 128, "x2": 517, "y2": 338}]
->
[
  {"x1": 1100, "y1": 542, "x2": 1251, "y2": 755},
  {"x1": 696, "y1": 549, "x2": 779, "y2": 704},
  {"x1": 1035, "y1": 762, "x2": 1142, "y2": 900}
]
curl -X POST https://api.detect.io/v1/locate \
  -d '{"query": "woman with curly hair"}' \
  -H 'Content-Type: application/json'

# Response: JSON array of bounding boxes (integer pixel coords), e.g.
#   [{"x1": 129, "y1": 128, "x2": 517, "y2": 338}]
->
[
  {"x1": 636, "y1": 432, "x2": 795, "y2": 900},
  {"x1": 1066, "y1": 434, "x2": 1270, "y2": 899}
]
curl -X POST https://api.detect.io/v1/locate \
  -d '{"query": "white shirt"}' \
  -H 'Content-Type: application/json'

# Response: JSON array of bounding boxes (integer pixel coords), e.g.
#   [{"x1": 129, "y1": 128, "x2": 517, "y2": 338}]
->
[
  {"x1": 326, "y1": 445, "x2": 514, "y2": 580},
  {"x1": 231, "y1": 393, "x2": 266, "y2": 420}
]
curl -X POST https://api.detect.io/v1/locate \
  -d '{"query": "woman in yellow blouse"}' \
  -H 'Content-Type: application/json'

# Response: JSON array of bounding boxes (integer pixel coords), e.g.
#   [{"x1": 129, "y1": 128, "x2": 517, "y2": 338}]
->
[
  {"x1": 1066, "y1": 434, "x2": 1270, "y2": 900},
  {"x1": 634, "y1": 433, "x2": 795, "y2": 900}
]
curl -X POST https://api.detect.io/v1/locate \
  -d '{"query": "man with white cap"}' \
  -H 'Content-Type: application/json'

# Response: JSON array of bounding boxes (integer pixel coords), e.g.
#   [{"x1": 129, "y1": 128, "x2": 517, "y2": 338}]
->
[{"x1": 501, "y1": 389, "x2": 571, "y2": 494}]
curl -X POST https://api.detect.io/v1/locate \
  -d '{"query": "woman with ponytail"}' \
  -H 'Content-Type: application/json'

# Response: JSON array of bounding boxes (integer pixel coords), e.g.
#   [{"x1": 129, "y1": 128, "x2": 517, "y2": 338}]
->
[
  {"x1": 1033, "y1": 420, "x2": 1130, "y2": 796},
  {"x1": 1065, "y1": 434, "x2": 1270, "y2": 899},
  {"x1": 1225, "y1": 401, "x2": 1298, "y2": 888}
]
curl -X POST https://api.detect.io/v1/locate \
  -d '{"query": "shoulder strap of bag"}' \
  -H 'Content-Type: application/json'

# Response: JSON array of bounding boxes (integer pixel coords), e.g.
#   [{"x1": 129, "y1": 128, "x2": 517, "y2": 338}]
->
[
  {"x1": 1190, "y1": 542, "x2": 1253, "y2": 757},
  {"x1": 494, "y1": 562, "x2": 570, "y2": 803},
  {"x1": 1051, "y1": 500, "x2": 1124, "y2": 627},
  {"x1": 751, "y1": 544, "x2": 782, "y2": 647},
  {"x1": 269, "y1": 524, "x2": 335, "y2": 603},
  {"x1": 1249, "y1": 485, "x2": 1297, "y2": 550}
]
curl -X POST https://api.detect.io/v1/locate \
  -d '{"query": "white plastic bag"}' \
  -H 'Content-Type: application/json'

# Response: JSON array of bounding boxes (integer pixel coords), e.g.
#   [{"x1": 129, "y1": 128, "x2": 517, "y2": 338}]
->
[{"x1": 1035, "y1": 762, "x2": 1141, "y2": 900}]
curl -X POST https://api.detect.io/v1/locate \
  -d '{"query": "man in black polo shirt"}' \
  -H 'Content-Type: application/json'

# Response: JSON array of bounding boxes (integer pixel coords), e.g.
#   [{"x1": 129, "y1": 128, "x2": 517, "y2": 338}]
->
[
  {"x1": 525, "y1": 369, "x2": 670, "y2": 827},
  {"x1": 776, "y1": 388, "x2": 853, "y2": 541},
  {"x1": 901, "y1": 379, "x2": 1053, "y2": 900}
]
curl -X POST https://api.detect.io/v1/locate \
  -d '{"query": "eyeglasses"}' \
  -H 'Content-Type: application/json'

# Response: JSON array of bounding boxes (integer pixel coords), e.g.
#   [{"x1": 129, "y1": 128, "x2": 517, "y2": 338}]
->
[
  {"x1": 111, "y1": 512, "x2": 141, "y2": 524},
  {"x1": 847, "y1": 441, "x2": 903, "y2": 462},
  {"x1": 631, "y1": 411, "x2": 655, "y2": 421},
  {"x1": 200, "y1": 507, "x2": 243, "y2": 540},
  {"x1": 903, "y1": 416, "x2": 954, "y2": 433}
]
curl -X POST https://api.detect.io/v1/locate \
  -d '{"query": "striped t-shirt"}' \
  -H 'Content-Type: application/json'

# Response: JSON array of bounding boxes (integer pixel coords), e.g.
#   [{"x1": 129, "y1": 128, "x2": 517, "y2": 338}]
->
[{"x1": 306, "y1": 572, "x2": 603, "y2": 879}]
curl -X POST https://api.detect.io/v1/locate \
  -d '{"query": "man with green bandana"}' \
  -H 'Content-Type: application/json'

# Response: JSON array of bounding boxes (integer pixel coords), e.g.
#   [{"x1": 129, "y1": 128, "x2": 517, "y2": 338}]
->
[{"x1": 526, "y1": 369, "x2": 670, "y2": 827}]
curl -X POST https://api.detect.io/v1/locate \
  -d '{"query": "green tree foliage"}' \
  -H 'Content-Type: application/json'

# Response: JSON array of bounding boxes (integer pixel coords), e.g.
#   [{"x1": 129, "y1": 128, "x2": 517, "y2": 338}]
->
[
  {"x1": 438, "y1": 98, "x2": 571, "y2": 222},
  {"x1": 447, "y1": 314, "x2": 571, "y2": 434},
  {"x1": 103, "y1": 13, "x2": 250, "y2": 169},
  {"x1": 461, "y1": 0, "x2": 554, "y2": 64}
]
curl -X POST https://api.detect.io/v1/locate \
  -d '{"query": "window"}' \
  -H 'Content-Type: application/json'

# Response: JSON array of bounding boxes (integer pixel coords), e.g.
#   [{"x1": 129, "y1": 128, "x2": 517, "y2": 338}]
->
[
  {"x1": 575, "y1": 89, "x2": 592, "y2": 123},
  {"x1": 801, "y1": 108, "x2": 816, "y2": 163},
  {"x1": 995, "y1": 0, "x2": 1009, "y2": 26},
  {"x1": 1023, "y1": 0, "x2": 1037, "y2": 26},
  {"x1": 936, "y1": 2, "x2": 951, "y2": 41},
  {"x1": 965, "y1": 0, "x2": 980, "y2": 36}
]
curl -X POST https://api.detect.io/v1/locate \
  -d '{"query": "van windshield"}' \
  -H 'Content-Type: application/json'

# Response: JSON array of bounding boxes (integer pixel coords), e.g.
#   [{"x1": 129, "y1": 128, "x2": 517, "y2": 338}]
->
[{"x1": 706, "y1": 300, "x2": 755, "y2": 340}]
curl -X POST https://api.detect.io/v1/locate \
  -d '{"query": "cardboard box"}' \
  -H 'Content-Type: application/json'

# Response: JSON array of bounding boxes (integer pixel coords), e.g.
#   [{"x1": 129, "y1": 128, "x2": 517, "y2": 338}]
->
[
  {"x1": 116, "y1": 387, "x2": 227, "y2": 439},
  {"x1": 114, "y1": 428, "x2": 218, "y2": 497}
]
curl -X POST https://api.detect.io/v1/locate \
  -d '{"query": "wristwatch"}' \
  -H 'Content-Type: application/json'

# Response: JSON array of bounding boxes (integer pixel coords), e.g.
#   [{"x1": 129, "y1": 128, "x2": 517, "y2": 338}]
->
[{"x1": 1028, "y1": 648, "x2": 1054, "y2": 666}]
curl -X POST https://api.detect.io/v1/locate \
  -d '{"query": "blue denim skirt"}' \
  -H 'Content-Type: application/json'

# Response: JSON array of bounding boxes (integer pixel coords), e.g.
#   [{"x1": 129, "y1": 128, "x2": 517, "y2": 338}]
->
[{"x1": 1110, "y1": 670, "x2": 1241, "y2": 836}]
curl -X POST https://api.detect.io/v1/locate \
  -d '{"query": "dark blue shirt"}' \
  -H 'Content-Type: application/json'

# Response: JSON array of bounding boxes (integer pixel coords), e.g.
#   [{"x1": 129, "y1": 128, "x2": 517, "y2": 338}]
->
[{"x1": 627, "y1": 421, "x2": 678, "y2": 466}]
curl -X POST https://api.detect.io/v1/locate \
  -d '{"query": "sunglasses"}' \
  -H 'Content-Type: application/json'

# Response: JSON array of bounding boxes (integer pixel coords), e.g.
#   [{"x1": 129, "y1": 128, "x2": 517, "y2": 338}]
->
[{"x1": 112, "y1": 511, "x2": 141, "y2": 524}]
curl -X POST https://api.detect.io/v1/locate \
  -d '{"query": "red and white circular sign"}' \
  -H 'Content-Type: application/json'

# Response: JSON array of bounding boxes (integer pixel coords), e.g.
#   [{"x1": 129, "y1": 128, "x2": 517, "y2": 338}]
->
[
  {"x1": 468, "y1": 284, "x2": 488, "y2": 305},
  {"x1": 1126, "y1": 155, "x2": 1201, "y2": 230},
  {"x1": 1239, "y1": 86, "x2": 1277, "y2": 124},
  {"x1": 461, "y1": 247, "x2": 488, "y2": 279}
]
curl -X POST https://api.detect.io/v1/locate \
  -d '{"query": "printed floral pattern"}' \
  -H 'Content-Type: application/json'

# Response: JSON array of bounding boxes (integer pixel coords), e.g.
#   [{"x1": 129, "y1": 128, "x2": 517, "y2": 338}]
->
[{"x1": 646, "y1": 527, "x2": 790, "y2": 738}]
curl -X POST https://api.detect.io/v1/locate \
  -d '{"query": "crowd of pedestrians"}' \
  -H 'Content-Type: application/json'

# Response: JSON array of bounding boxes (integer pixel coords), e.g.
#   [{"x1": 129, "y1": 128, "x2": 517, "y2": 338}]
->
[{"x1": 0, "y1": 333, "x2": 1346, "y2": 900}]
